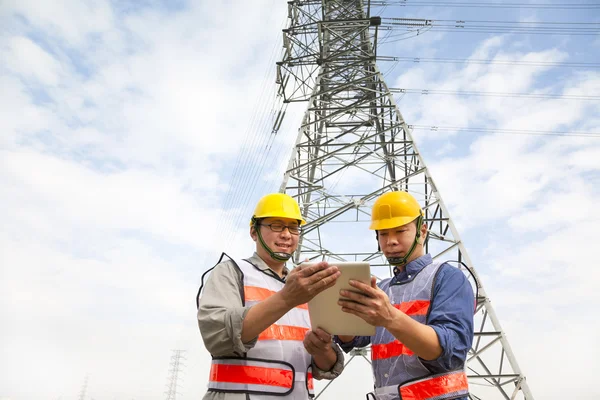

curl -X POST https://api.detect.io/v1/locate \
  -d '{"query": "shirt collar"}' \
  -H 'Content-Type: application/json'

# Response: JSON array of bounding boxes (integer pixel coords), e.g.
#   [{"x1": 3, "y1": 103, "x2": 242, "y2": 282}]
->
[
  {"x1": 392, "y1": 253, "x2": 432, "y2": 281},
  {"x1": 249, "y1": 252, "x2": 289, "y2": 278}
]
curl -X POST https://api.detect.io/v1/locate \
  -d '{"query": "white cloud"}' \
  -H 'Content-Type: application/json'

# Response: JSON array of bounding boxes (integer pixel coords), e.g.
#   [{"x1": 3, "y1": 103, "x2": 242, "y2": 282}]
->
[
  {"x1": 3, "y1": 36, "x2": 64, "y2": 86},
  {"x1": 1, "y1": 1, "x2": 287, "y2": 398},
  {"x1": 4, "y1": 0, "x2": 115, "y2": 47}
]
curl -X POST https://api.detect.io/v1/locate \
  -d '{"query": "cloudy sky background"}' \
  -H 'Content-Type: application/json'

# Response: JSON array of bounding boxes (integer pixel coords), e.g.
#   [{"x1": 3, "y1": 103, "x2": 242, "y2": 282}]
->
[{"x1": 1, "y1": 0, "x2": 599, "y2": 399}]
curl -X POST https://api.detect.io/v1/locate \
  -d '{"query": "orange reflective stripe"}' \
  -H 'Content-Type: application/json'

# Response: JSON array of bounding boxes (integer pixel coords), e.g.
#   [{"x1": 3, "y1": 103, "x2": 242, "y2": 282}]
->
[
  {"x1": 210, "y1": 363, "x2": 293, "y2": 388},
  {"x1": 400, "y1": 372, "x2": 468, "y2": 400},
  {"x1": 393, "y1": 300, "x2": 430, "y2": 316},
  {"x1": 244, "y1": 286, "x2": 274, "y2": 302},
  {"x1": 259, "y1": 324, "x2": 309, "y2": 341},
  {"x1": 245, "y1": 286, "x2": 308, "y2": 310},
  {"x1": 371, "y1": 340, "x2": 414, "y2": 360}
]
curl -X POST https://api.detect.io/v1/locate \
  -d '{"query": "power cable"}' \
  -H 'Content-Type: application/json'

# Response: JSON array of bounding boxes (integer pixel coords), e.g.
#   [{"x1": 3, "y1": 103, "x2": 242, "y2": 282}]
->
[
  {"x1": 376, "y1": 56, "x2": 600, "y2": 68},
  {"x1": 380, "y1": 19, "x2": 600, "y2": 37},
  {"x1": 371, "y1": 1, "x2": 600, "y2": 10},
  {"x1": 409, "y1": 124, "x2": 600, "y2": 138},
  {"x1": 390, "y1": 88, "x2": 600, "y2": 100}
]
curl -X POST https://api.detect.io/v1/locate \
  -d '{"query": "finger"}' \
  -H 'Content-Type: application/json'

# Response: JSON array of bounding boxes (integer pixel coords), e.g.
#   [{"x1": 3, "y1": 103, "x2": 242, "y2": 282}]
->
[
  {"x1": 340, "y1": 305, "x2": 370, "y2": 322},
  {"x1": 304, "y1": 341, "x2": 317, "y2": 354},
  {"x1": 349, "y1": 279, "x2": 377, "y2": 296},
  {"x1": 339, "y1": 289, "x2": 372, "y2": 305},
  {"x1": 338, "y1": 298, "x2": 371, "y2": 314},
  {"x1": 307, "y1": 333, "x2": 327, "y2": 350},
  {"x1": 316, "y1": 270, "x2": 341, "y2": 290},
  {"x1": 371, "y1": 276, "x2": 378, "y2": 289},
  {"x1": 313, "y1": 328, "x2": 332, "y2": 343},
  {"x1": 303, "y1": 332, "x2": 316, "y2": 345},
  {"x1": 301, "y1": 261, "x2": 329, "y2": 277},
  {"x1": 316, "y1": 327, "x2": 332, "y2": 337},
  {"x1": 307, "y1": 266, "x2": 340, "y2": 285},
  {"x1": 307, "y1": 271, "x2": 341, "y2": 297}
]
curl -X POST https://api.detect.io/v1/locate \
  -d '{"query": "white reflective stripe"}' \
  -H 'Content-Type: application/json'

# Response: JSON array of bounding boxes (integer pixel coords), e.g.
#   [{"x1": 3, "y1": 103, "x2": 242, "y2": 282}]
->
[
  {"x1": 208, "y1": 381, "x2": 291, "y2": 394},
  {"x1": 249, "y1": 337, "x2": 311, "y2": 375},
  {"x1": 245, "y1": 301, "x2": 311, "y2": 328},
  {"x1": 374, "y1": 385, "x2": 398, "y2": 396},
  {"x1": 369, "y1": 385, "x2": 399, "y2": 400},
  {"x1": 211, "y1": 358, "x2": 292, "y2": 370}
]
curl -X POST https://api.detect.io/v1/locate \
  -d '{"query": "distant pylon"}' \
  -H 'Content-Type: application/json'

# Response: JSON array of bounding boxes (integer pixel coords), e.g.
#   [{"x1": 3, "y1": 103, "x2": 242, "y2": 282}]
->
[
  {"x1": 77, "y1": 375, "x2": 88, "y2": 400},
  {"x1": 276, "y1": 1, "x2": 533, "y2": 399},
  {"x1": 164, "y1": 349, "x2": 186, "y2": 400}
]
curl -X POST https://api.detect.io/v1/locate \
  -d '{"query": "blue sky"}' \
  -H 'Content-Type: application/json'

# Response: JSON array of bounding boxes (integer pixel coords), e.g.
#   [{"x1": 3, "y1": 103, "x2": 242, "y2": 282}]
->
[{"x1": 1, "y1": 1, "x2": 599, "y2": 399}]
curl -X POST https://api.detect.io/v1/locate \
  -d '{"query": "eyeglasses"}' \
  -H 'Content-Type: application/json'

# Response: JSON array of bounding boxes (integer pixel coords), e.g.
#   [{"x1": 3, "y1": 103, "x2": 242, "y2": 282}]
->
[{"x1": 258, "y1": 223, "x2": 302, "y2": 235}]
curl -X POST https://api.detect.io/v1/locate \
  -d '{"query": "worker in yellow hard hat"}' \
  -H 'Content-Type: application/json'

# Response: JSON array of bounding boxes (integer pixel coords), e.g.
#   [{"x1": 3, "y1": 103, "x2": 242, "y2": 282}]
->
[
  {"x1": 249, "y1": 192, "x2": 306, "y2": 263},
  {"x1": 196, "y1": 193, "x2": 345, "y2": 400},
  {"x1": 335, "y1": 191, "x2": 475, "y2": 400},
  {"x1": 370, "y1": 191, "x2": 425, "y2": 266}
]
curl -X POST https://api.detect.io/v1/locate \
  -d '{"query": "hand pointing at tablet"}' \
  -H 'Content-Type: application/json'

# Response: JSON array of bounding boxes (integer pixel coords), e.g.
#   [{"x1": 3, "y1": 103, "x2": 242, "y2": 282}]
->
[{"x1": 281, "y1": 261, "x2": 341, "y2": 308}]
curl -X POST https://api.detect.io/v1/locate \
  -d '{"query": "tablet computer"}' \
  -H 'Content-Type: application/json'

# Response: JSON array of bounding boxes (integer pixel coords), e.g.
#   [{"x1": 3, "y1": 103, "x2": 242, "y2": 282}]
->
[{"x1": 304, "y1": 261, "x2": 376, "y2": 336}]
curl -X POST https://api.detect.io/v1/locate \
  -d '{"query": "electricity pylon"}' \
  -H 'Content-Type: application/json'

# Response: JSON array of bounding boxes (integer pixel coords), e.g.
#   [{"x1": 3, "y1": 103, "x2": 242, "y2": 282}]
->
[
  {"x1": 77, "y1": 375, "x2": 88, "y2": 400},
  {"x1": 276, "y1": 1, "x2": 533, "y2": 399},
  {"x1": 164, "y1": 349, "x2": 186, "y2": 400}
]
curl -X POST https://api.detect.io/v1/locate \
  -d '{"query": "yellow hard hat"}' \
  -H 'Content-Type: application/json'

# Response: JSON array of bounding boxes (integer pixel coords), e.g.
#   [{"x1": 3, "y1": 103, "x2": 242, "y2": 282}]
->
[
  {"x1": 250, "y1": 193, "x2": 306, "y2": 226},
  {"x1": 369, "y1": 191, "x2": 423, "y2": 230}
]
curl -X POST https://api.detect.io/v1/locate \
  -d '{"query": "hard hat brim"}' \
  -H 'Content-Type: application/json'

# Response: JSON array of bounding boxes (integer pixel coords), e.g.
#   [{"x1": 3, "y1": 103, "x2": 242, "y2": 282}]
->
[
  {"x1": 250, "y1": 213, "x2": 307, "y2": 226},
  {"x1": 369, "y1": 215, "x2": 419, "y2": 230}
]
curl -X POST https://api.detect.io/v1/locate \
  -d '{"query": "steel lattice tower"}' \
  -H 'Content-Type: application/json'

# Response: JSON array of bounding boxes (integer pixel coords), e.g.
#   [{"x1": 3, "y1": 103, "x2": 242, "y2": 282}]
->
[
  {"x1": 77, "y1": 375, "x2": 88, "y2": 400},
  {"x1": 276, "y1": 1, "x2": 533, "y2": 399},
  {"x1": 164, "y1": 349, "x2": 185, "y2": 400}
]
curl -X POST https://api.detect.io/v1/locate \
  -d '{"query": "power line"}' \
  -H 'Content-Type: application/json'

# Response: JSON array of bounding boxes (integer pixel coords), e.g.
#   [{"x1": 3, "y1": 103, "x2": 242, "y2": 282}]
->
[
  {"x1": 376, "y1": 56, "x2": 600, "y2": 68},
  {"x1": 432, "y1": 19, "x2": 600, "y2": 25},
  {"x1": 381, "y1": 18, "x2": 600, "y2": 36},
  {"x1": 412, "y1": 28, "x2": 599, "y2": 35},
  {"x1": 204, "y1": 16, "x2": 287, "y2": 269},
  {"x1": 390, "y1": 88, "x2": 600, "y2": 100},
  {"x1": 372, "y1": 1, "x2": 600, "y2": 9},
  {"x1": 409, "y1": 125, "x2": 600, "y2": 138}
]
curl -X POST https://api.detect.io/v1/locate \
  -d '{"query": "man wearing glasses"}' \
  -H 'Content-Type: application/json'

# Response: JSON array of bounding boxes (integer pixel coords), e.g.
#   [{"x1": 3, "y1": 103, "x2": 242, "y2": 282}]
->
[{"x1": 197, "y1": 193, "x2": 345, "y2": 400}]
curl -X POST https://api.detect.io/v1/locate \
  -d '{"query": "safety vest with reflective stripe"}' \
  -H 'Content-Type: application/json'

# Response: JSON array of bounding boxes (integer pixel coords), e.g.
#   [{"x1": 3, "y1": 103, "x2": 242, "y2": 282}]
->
[
  {"x1": 208, "y1": 257, "x2": 314, "y2": 399},
  {"x1": 369, "y1": 260, "x2": 469, "y2": 400}
]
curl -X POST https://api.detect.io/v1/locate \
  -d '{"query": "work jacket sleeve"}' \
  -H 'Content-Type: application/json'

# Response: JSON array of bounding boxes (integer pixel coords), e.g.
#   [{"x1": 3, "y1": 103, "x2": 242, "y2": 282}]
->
[
  {"x1": 312, "y1": 341, "x2": 346, "y2": 380},
  {"x1": 334, "y1": 334, "x2": 372, "y2": 353},
  {"x1": 420, "y1": 263, "x2": 475, "y2": 373},
  {"x1": 197, "y1": 261, "x2": 258, "y2": 357}
]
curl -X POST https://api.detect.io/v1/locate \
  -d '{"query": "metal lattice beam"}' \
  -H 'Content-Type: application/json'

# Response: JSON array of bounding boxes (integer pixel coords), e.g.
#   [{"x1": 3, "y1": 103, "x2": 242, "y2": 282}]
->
[{"x1": 277, "y1": 1, "x2": 533, "y2": 399}]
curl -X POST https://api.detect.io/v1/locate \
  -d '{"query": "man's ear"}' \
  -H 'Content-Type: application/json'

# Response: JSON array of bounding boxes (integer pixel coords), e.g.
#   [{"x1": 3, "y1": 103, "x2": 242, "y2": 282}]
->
[
  {"x1": 420, "y1": 222, "x2": 428, "y2": 243},
  {"x1": 250, "y1": 226, "x2": 258, "y2": 241}
]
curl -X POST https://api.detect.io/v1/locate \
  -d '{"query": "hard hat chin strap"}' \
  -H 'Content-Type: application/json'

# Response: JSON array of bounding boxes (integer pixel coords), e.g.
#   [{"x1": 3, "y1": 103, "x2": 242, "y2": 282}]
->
[
  {"x1": 378, "y1": 215, "x2": 423, "y2": 267},
  {"x1": 253, "y1": 219, "x2": 292, "y2": 262}
]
